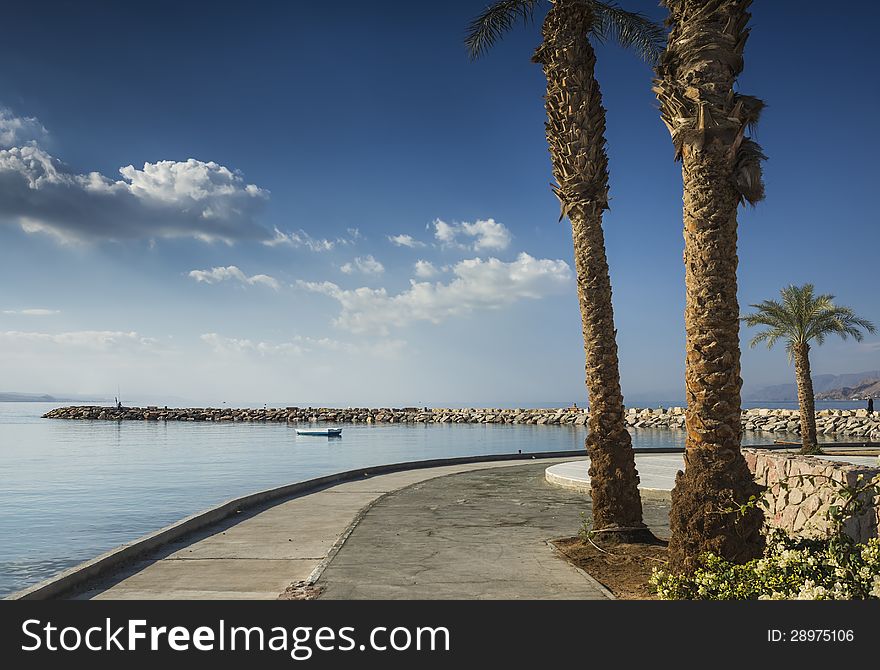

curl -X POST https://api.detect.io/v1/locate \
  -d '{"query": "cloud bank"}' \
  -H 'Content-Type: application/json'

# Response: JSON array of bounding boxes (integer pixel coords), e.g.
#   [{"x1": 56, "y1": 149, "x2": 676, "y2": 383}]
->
[
  {"x1": 201, "y1": 333, "x2": 405, "y2": 358},
  {"x1": 0, "y1": 330, "x2": 158, "y2": 352},
  {"x1": 0, "y1": 108, "x2": 269, "y2": 244},
  {"x1": 298, "y1": 252, "x2": 571, "y2": 334}
]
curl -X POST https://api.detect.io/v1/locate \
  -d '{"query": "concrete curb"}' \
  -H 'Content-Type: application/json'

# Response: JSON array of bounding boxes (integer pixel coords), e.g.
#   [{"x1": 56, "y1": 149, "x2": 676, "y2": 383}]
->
[
  {"x1": 545, "y1": 464, "x2": 590, "y2": 494},
  {"x1": 6, "y1": 449, "x2": 584, "y2": 600},
  {"x1": 545, "y1": 461, "x2": 672, "y2": 494}
]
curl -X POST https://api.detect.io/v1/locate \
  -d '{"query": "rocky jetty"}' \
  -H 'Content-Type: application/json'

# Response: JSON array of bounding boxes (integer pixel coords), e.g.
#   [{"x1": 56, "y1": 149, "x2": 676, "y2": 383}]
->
[{"x1": 41, "y1": 405, "x2": 880, "y2": 440}]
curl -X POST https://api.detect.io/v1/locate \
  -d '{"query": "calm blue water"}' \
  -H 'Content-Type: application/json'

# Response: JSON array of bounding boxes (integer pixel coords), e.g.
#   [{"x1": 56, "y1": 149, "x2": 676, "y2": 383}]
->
[{"x1": 0, "y1": 401, "x2": 840, "y2": 597}]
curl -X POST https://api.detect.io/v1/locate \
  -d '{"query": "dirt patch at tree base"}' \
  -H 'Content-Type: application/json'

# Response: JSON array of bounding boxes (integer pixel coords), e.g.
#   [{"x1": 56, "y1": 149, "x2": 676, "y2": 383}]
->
[{"x1": 553, "y1": 537, "x2": 669, "y2": 600}]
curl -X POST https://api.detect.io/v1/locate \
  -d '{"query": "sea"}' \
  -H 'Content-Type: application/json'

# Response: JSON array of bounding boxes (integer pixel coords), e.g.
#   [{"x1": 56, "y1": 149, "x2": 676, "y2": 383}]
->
[{"x1": 0, "y1": 399, "x2": 866, "y2": 597}]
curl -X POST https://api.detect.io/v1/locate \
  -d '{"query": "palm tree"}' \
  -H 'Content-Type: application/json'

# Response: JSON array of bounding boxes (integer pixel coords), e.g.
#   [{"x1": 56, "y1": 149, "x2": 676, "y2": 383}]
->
[
  {"x1": 466, "y1": 1, "x2": 664, "y2": 543},
  {"x1": 653, "y1": 0, "x2": 767, "y2": 572},
  {"x1": 743, "y1": 285, "x2": 876, "y2": 455}
]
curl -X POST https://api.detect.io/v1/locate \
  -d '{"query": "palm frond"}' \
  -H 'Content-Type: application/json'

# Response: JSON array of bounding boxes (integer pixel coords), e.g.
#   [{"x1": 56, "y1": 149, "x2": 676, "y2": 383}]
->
[
  {"x1": 806, "y1": 305, "x2": 876, "y2": 343},
  {"x1": 846, "y1": 315, "x2": 876, "y2": 335},
  {"x1": 748, "y1": 329, "x2": 782, "y2": 351},
  {"x1": 734, "y1": 138, "x2": 766, "y2": 206},
  {"x1": 465, "y1": 0, "x2": 542, "y2": 60},
  {"x1": 743, "y1": 298, "x2": 793, "y2": 332},
  {"x1": 590, "y1": 1, "x2": 666, "y2": 64}
]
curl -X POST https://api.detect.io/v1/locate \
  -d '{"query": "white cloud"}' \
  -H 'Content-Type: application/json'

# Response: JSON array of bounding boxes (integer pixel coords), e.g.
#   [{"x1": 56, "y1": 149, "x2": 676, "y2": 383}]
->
[
  {"x1": 413, "y1": 260, "x2": 438, "y2": 278},
  {"x1": 0, "y1": 330, "x2": 158, "y2": 352},
  {"x1": 463, "y1": 219, "x2": 512, "y2": 251},
  {"x1": 433, "y1": 220, "x2": 458, "y2": 245},
  {"x1": 188, "y1": 266, "x2": 280, "y2": 290},
  {"x1": 388, "y1": 234, "x2": 425, "y2": 248},
  {"x1": 432, "y1": 218, "x2": 511, "y2": 251},
  {"x1": 118, "y1": 159, "x2": 265, "y2": 208},
  {"x1": 297, "y1": 252, "x2": 571, "y2": 334},
  {"x1": 0, "y1": 107, "x2": 48, "y2": 147},
  {"x1": 2, "y1": 308, "x2": 60, "y2": 316},
  {"x1": 340, "y1": 255, "x2": 384, "y2": 275},
  {"x1": 201, "y1": 333, "x2": 405, "y2": 358},
  {"x1": 0, "y1": 108, "x2": 269, "y2": 244},
  {"x1": 265, "y1": 227, "x2": 362, "y2": 252},
  {"x1": 264, "y1": 227, "x2": 336, "y2": 252}
]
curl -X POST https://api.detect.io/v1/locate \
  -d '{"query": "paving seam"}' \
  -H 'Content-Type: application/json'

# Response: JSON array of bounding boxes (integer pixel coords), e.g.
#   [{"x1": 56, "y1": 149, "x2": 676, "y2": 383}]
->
[
  {"x1": 304, "y1": 466, "x2": 505, "y2": 589},
  {"x1": 303, "y1": 494, "x2": 389, "y2": 589}
]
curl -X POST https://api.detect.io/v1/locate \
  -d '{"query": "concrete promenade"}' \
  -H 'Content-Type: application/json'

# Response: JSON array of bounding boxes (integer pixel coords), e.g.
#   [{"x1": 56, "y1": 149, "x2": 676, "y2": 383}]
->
[
  {"x1": 57, "y1": 449, "x2": 876, "y2": 600},
  {"x1": 71, "y1": 457, "x2": 596, "y2": 600}
]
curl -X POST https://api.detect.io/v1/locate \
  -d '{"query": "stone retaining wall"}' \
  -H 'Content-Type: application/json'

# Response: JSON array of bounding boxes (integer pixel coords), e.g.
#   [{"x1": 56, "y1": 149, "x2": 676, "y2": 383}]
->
[
  {"x1": 743, "y1": 448, "x2": 880, "y2": 542},
  {"x1": 42, "y1": 405, "x2": 880, "y2": 440}
]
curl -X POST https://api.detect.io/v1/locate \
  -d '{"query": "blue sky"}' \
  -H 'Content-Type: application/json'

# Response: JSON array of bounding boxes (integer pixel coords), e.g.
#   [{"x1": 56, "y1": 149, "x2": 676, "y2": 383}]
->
[{"x1": 0, "y1": 0, "x2": 877, "y2": 406}]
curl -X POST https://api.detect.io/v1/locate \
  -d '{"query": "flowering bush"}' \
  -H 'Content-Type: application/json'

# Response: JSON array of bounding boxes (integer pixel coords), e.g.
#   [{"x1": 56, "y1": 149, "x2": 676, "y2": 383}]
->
[
  {"x1": 651, "y1": 472, "x2": 880, "y2": 600},
  {"x1": 650, "y1": 530, "x2": 880, "y2": 600}
]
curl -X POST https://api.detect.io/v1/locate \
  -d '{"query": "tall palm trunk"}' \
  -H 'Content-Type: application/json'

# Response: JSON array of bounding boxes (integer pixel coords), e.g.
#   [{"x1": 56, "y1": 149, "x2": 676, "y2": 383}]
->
[
  {"x1": 534, "y1": 0, "x2": 649, "y2": 541},
  {"x1": 793, "y1": 343, "x2": 820, "y2": 454},
  {"x1": 671, "y1": 138, "x2": 762, "y2": 572},
  {"x1": 655, "y1": 0, "x2": 764, "y2": 572}
]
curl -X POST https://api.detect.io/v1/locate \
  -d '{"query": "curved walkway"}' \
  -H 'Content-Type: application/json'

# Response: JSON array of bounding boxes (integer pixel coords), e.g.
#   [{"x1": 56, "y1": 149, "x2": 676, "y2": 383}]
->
[
  {"x1": 71, "y1": 457, "x2": 579, "y2": 599},
  {"x1": 71, "y1": 456, "x2": 673, "y2": 600}
]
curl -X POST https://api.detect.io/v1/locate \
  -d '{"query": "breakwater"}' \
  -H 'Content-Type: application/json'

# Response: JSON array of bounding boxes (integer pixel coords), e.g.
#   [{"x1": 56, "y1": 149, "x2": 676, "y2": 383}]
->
[{"x1": 42, "y1": 405, "x2": 880, "y2": 440}]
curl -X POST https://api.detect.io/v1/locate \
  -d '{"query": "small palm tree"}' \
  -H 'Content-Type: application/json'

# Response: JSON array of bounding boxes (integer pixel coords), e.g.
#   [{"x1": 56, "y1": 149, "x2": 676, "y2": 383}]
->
[
  {"x1": 743, "y1": 285, "x2": 876, "y2": 455},
  {"x1": 466, "y1": 1, "x2": 664, "y2": 543}
]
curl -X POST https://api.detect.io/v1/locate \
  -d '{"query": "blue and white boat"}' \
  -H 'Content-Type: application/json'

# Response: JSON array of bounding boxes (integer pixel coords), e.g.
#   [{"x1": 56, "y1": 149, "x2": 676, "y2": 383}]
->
[{"x1": 295, "y1": 428, "x2": 342, "y2": 437}]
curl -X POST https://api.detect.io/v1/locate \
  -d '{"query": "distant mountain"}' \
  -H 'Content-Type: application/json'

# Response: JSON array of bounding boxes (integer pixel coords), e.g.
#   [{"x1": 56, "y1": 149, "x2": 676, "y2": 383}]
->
[
  {"x1": 816, "y1": 378, "x2": 880, "y2": 401},
  {"x1": 1, "y1": 391, "x2": 194, "y2": 406},
  {"x1": 0, "y1": 392, "x2": 58, "y2": 402},
  {"x1": 743, "y1": 371, "x2": 880, "y2": 402},
  {"x1": 0, "y1": 392, "x2": 106, "y2": 403}
]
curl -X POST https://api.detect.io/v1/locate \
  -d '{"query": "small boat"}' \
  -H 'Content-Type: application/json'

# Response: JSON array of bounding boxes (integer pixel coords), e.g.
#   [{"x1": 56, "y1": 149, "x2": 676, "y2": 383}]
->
[{"x1": 295, "y1": 428, "x2": 342, "y2": 437}]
